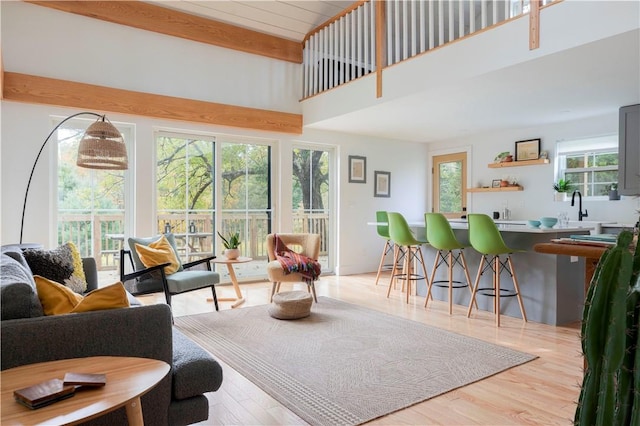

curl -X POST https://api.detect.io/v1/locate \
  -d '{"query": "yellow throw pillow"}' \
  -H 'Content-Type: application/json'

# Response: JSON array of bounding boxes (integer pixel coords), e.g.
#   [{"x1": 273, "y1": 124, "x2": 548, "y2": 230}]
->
[
  {"x1": 35, "y1": 275, "x2": 83, "y2": 315},
  {"x1": 134, "y1": 235, "x2": 181, "y2": 275},
  {"x1": 35, "y1": 276, "x2": 130, "y2": 315},
  {"x1": 71, "y1": 282, "x2": 130, "y2": 314}
]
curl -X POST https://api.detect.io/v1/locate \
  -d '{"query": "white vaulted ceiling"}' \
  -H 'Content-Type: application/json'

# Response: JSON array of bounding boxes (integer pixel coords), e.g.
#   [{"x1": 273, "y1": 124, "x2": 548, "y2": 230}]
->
[{"x1": 146, "y1": 0, "x2": 355, "y2": 41}]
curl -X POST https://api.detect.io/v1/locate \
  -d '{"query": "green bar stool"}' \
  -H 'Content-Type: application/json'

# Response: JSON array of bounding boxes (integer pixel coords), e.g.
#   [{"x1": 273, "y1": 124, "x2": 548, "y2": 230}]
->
[
  {"x1": 374, "y1": 211, "x2": 405, "y2": 286},
  {"x1": 424, "y1": 213, "x2": 475, "y2": 315},
  {"x1": 466, "y1": 213, "x2": 528, "y2": 327},
  {"x1": 386, "y1": 212, "x2": 429, "y2": 304}
]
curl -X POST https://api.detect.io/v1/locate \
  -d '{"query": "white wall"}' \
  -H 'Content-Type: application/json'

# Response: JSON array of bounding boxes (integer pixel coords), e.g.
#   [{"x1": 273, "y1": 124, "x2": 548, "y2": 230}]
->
[
  {"x1": 0, "y1": 102, "x2": 429, "y2": 276},
  {"x1": 428, "y1": 113, "x2": 640, "y2": 224}
]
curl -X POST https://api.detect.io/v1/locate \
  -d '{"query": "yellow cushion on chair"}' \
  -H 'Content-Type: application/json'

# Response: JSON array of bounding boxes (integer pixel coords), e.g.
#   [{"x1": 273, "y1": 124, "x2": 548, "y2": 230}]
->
[
  {"x1": 35, "y1": 276, "x2": 130, "y2": 315},
  {"x1": 134, "y1": 235, "x2": 181, "y2": 275}
]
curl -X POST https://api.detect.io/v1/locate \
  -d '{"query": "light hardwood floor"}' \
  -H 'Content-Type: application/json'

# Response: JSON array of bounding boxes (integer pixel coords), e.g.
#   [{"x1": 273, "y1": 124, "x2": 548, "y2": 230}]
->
[{"x1": 133, "y1": 272, "x2": 583, "y2": 425}]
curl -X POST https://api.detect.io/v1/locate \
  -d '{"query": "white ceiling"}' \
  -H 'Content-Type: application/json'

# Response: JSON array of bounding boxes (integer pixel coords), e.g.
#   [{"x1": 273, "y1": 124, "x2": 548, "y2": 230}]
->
[
  {"x1": 148, "y1": 1, "x2": 640, "y2": 143},
  {"x1": 147, "y1": 0, "x2": 355, "y2": 41}
]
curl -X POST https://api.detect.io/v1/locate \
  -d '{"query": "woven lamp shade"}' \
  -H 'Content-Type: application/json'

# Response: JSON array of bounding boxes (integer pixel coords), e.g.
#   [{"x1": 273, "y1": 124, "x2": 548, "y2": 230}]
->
[{"x1": 77, "y1": 117, "x2": 128, "y2": 170}]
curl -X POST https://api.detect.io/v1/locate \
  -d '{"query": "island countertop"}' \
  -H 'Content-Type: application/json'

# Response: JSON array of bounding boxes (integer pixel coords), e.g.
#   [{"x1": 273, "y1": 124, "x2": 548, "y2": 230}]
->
[{"x1": 368, "y1": 220, "x2": 598, "y2": 234}]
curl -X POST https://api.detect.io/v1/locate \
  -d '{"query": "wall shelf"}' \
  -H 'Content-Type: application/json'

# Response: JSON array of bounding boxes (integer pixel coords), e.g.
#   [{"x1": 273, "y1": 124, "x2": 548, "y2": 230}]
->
[
  {"x1": 488, "y1": 158, "x2": 549, "y2": 168},
  {"x1": 468, "y1": 186, "x2": 524, "y2": 193}
]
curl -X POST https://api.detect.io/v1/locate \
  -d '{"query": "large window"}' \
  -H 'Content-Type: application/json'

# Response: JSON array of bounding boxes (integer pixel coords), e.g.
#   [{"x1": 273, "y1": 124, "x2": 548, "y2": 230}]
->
[
  {"x1": 218, "y1": 137, "x2": 272, "y2": 272},
  {"x1": 155, "y1": 132, "x2": 272, "y2": 281},
  {"x1": 156, "y1": 133, "x2": 216, "y2": 262},
  {"x1": 556, "y1": 135, "x2": 618, "y2": 197},
  {"x1": 292, "y1": 146, "x2": 332, "y2": 272},
  {"x1": 57, "y1": 118, "x2": 131, "y2": 271}
]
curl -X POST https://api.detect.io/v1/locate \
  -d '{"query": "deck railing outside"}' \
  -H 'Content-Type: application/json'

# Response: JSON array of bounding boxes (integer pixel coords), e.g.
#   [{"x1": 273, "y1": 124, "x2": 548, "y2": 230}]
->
[
  {"x1": 59, "y1": 211, "x2": 329, "y2": 271},
  {"x1": 302, "y1": 0, "x2": 558, "y2": 98}
]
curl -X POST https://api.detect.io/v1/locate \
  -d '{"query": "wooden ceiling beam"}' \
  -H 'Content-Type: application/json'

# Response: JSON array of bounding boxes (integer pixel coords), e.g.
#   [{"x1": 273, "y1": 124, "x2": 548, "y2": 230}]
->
[
  {"x1": 26, "y1": 1, "x2": 303, "y2": 63},
  {"x1": 3, "y1": 72, "x2": 302, "y2": 134}
]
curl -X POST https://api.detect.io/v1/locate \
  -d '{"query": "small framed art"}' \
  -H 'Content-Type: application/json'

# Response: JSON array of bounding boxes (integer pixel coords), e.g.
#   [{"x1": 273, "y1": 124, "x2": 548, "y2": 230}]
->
[
  {"x1": 515, "y1": 138, "x2": 541, "y2": 161},
  {"x1": 491, "y1": 179, "x2": 502, "y2": 188},
  {"x1": 348, "y1": 155, "x2": 366, "y2": 183},
  {"x1": 374, "y1": 171, "x2": 391, "y2": 197}
]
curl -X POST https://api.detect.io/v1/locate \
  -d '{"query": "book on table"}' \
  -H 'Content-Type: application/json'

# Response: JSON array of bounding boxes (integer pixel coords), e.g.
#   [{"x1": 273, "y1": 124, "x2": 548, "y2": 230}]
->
[
  {"x1": 63, "y1": 372, "x2": 107, "y2": 387},
  {"x1": 13, "y1": 378, "x2": 76, "y2": 409}
]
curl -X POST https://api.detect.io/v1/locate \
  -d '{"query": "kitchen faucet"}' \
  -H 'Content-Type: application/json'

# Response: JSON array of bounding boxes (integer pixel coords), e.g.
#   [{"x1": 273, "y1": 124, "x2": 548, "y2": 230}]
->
[{"x1": 571, "y1": 190, "x2": 588, "y2": 221}]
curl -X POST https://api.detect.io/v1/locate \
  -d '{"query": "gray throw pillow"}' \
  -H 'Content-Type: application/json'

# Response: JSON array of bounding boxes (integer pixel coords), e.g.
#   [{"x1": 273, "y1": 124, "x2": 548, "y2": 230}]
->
[{"x1": 1, "y1": 253, "x2": 44, "y2": 319}]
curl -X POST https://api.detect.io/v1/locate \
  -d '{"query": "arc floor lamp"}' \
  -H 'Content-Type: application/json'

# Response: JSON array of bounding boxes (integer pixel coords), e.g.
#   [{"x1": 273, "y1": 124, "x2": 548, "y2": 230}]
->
[{"x1": 19, "y1": 112, "x2": 128, "y2": 244}]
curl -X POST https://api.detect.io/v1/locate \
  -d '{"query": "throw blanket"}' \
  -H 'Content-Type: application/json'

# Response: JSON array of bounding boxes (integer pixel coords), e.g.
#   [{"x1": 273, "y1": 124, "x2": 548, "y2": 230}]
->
[{"x1": 274, "y1": 234, "x2": 321, "y2": 283}]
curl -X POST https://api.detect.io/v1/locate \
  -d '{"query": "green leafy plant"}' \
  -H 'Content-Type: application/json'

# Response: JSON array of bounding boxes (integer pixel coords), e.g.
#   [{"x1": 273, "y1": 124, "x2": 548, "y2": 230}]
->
[
  {"x1": 553, "y1": 179, "x2": 572, "y2": 193},
  {"x1": 217, "y1": 231, "x2": 241, "y2": 249},
  {"x1": 574, "y1": 228, "x2": 640, "y2": 425}
]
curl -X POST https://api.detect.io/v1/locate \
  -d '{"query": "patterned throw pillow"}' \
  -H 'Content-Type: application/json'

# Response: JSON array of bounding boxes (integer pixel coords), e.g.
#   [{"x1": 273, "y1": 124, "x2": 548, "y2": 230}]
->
[{"x1": 23, "y1": 243, "x2": 88, "y2": 294}]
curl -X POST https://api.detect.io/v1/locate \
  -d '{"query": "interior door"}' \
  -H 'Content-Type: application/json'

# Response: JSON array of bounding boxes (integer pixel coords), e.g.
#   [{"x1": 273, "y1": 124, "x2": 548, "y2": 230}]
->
[{"x1": 432, "y1": 152, "x2": 467, "y2": 218}]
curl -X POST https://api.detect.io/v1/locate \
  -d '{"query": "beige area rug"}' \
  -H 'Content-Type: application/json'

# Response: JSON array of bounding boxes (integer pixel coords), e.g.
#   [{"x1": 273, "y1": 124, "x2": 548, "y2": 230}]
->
[{"x1": 175, "y1": 297, "x2": 536, "y2": 426}]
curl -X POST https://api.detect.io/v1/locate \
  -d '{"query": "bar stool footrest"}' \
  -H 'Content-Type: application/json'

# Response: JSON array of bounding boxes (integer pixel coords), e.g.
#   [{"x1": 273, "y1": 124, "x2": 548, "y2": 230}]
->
[
  {"x1": 476, "y1": 287, "x2": 519, "y2": 298},
  {"x1": 395, "y1": 274, "x2": 426, "y2": 281},
  {"x1": 432, "y1": 280, "x2": 469, "y2": 289}
]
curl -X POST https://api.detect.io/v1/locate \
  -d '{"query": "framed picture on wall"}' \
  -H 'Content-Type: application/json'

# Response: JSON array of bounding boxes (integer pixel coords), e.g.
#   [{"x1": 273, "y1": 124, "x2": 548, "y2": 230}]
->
[
  {"x1": 348, "y1": 155, "x2": 366, "y2": 183},
  {"x1": 491, "y1": 179, "x2": 502, "y2": 188},
  {"x1": 515, "y1": 138, "x2": 541, "y2": 161},
  {"x1": 374, "y1": 171, "x2": 391, "y2": 197}
]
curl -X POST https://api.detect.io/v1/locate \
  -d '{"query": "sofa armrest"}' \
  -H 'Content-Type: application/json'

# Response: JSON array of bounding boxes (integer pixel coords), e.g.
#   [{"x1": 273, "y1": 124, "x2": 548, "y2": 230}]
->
[{"x1": 1, "y1": 304, "x2": 173, "y2": 371}]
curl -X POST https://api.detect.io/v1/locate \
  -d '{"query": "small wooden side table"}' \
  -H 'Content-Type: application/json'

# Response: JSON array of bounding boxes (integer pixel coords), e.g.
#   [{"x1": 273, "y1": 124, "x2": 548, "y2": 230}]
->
[
  {"x1": 1, "y1": 356, "x2": 169, "y2": 426},
  {"x1": 210, "y1": 256, "x2": 253, "y2": 308}
]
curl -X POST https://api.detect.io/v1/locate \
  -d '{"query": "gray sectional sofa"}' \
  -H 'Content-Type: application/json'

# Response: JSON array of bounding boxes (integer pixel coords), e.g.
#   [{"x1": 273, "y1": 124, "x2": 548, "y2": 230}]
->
[{"x1": 0, "y1": 248, "x2": 223, "y2": 425}]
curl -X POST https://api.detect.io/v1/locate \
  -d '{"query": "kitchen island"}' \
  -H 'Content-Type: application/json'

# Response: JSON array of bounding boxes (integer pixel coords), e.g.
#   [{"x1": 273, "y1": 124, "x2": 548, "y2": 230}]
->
[{"x1": 407, "y1": 221, "x2": 593, "y2": 325}]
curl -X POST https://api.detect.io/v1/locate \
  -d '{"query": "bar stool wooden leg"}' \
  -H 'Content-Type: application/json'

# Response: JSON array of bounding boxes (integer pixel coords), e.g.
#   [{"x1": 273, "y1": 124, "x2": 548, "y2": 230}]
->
[
  {"x1": 387, "y1": 244, "x2": 402, "y2": 298},
  {"x1": 375, "y1": 239, "x2": 393, "y2": 286},
  {"x1": 495, "y1": 256, "x2": 501, "y2": 327},
  {"x1": 416, "y1": 246, "x2": 429, "y2": 298},
  {"x1": 508, "y1": 256, "x2": 528, "y2": 323},
  {"x1": 425, "y1": 251, "x2": 440, "y2": 307},
  {"x1": 459, "y1": 251, "x2": 477, "y2": 309},
  {"x1": 467, "y1": 256, "x2": 485, "y2": 317}
]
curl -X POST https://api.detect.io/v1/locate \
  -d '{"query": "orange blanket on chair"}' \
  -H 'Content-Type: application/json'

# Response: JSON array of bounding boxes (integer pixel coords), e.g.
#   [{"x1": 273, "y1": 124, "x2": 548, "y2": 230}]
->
[{"x1": 274, "y1": 234, "x2": 321, "y2": 282}]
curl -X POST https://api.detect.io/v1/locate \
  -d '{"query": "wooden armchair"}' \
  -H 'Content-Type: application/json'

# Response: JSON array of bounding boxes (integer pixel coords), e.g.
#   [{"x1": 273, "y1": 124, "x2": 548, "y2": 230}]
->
[{"x1": 119, "y1": 234, "x2": 220, "y2": 310}]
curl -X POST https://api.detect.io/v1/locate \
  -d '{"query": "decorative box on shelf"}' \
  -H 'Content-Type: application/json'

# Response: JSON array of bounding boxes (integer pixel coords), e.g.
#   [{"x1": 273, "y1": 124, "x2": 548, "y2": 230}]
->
[{"x1": 468, "y1": 185, "x2": 524, "y2": 193}]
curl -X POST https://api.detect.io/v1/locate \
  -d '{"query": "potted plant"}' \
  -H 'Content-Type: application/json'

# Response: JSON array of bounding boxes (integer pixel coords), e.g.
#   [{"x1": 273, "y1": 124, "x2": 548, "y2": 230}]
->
[
  {"x1": 608, "y1": 183, "x2": 620, "y2": 200},
  {"x1": 553, "y1": 179, "x2": 571, "y2": 201},
  {"x1": 217, "y1": 231, "x2": 241, "y2": 259}
]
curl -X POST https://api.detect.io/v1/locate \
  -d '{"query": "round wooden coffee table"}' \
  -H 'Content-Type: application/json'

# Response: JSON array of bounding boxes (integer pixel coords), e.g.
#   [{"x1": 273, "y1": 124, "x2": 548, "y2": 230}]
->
[{"x1": 1, "y1": 356, "x2": 169, "y2": 426}]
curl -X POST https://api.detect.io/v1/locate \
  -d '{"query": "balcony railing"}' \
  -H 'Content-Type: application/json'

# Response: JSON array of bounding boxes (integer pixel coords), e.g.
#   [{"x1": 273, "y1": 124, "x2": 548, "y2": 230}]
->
[
  {"x1": 59, "y1": 212, "x2": 329, "y2": 271},
  {"x1": 302, "y1": 0, "x2": 559, "y2": 98}
]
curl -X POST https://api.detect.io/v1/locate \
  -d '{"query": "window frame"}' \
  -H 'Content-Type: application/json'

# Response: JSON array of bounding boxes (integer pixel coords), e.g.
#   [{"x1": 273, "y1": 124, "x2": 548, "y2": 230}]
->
[{"x1": 555, "y1": 134, "x2": 618, "y2": 200}]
